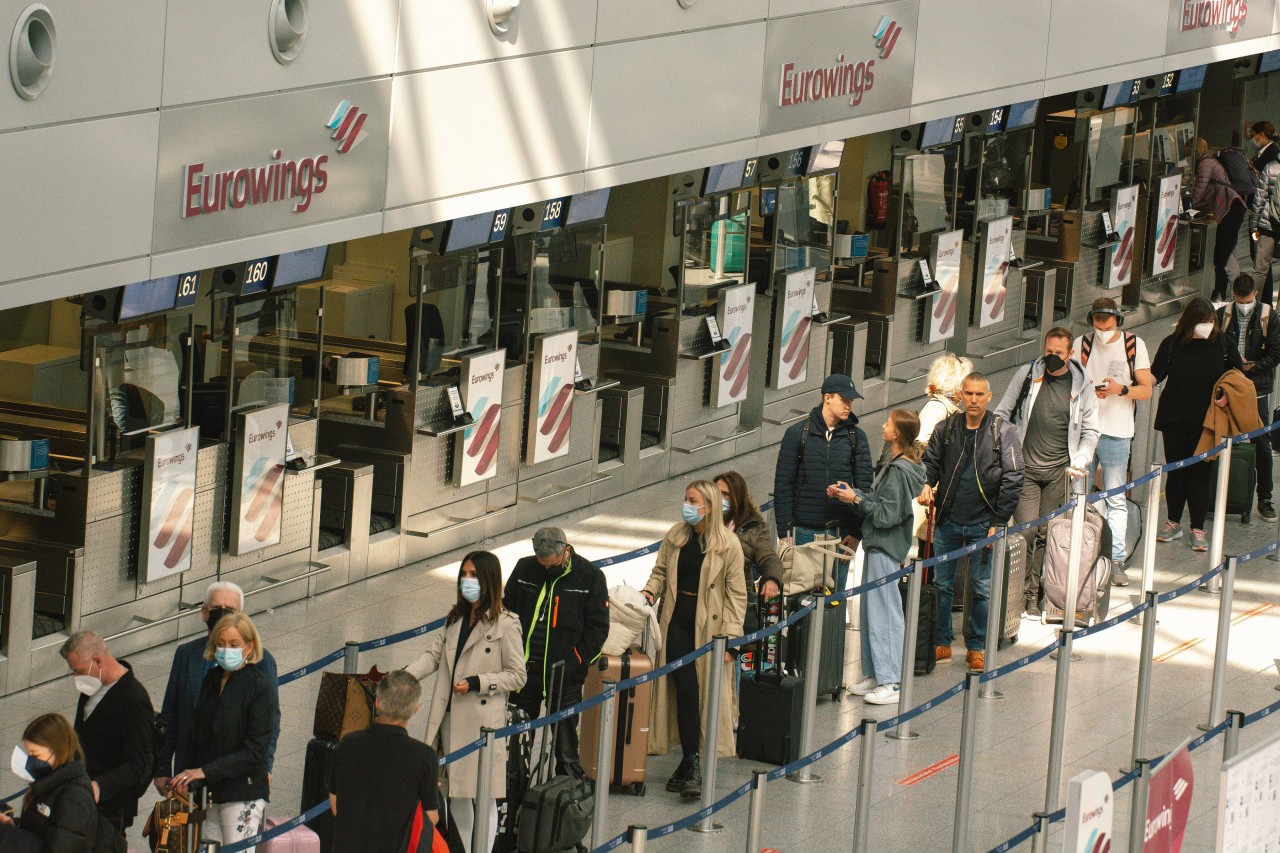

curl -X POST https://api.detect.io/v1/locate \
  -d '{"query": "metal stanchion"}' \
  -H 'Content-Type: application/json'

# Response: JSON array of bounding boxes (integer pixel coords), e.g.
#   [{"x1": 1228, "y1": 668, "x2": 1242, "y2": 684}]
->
[
  {"x1": 1042, "y1": 626, "x2": 1074, "y2": 817},
  {"x1": 692, "y1": 636, "x2": 728, "y2": 833},
  {"x1": 472, "y1": 728, "x2": 496, "y2": 853},
  {"x1": 853, "y1": 719, "x2": 877, "y2": 853},
  {"x1": 198, "y1": 842, "x2": 220, "y2": 853},
  {"x1": 343, "y1": 640, "x2": 359, "y2": 674},
  {"x1": 591, "y1": 683, "x2": 618, "y2": 851},
  {"x1": 1127, "y1": 591, "x2": 1159, "y2": 773},
  {"x1": 981, "y1": 528, "x2": 1008, "y2": 700},
  {"x1": 1127, "y1": 759, "x2": 1151, "y2": 853},
  {"x1": 1030, "y1": 811, "x2": 1051, "y2": 853},
  {"x1": 629, "y1": 825, "x2": 648, "y2": 852},
  {"x1": 951, "y1": 672, "x2": 982, "y2": 853},
  {"x1": 1137, "y1": 464, "x2": 1163, "y2": 622},
  {"x1": 1200, "y1": 556, "x2": 1237, "y2": 731},
  {"x1": 1223, "y1": 710, "x2": 1245, "y2": 762},
  {"x1": 1204, "y1": 441, "x2": 1233, "y2": 594},
  {"x1": 745, "y1": 770, "x2": 767, "y2": 853},
  {"x1": 889, "y1": 560, "x2": 923, "y2": 741},
  {"x1": 789, "y1": 603, "x2": 825, "y2": 781}
]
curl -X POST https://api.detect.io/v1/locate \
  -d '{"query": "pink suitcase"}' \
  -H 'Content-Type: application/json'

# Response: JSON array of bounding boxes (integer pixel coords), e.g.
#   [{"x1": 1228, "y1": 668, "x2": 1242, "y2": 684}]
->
[{"x1": 258, "y1": 816, "x2": 322, "y2": 853}]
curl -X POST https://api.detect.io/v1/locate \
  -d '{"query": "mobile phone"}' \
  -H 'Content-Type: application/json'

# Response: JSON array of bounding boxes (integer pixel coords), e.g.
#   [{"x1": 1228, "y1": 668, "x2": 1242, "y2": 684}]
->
[{"x1": 1095, "y1": 384, "x2": 1108, "y2": 392}]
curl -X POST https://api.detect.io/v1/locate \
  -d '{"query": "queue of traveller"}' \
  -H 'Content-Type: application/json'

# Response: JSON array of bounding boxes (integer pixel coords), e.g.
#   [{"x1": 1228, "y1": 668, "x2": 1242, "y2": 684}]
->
[{"x1": 2, "y1": 294, "x2": 1272, "y2": 853}]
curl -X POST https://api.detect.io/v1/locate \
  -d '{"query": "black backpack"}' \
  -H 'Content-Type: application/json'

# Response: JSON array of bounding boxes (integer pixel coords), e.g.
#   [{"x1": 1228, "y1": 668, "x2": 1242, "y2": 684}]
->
[{"x1": 1217, "y1": 147, "x2": 1259, "y2": 199}]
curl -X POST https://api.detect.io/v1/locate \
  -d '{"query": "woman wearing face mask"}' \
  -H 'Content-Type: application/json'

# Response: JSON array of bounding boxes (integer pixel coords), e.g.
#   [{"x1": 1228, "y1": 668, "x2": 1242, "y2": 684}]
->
[
  {"x1": 0, "y1": 713, "x2": 107, "y2": 853},
  {"x1": 407, "y1": 551, "x2": 524, "y2": 853},
  {"x1": 171, "y1": 612, "x2": 275, "y2": 851},
  {"x1": 1151, "y1": 298, "x2": 1244, "y2": 551},
  {"x1": 640, "y1": 480, "x2": 746, "y2": 799}
]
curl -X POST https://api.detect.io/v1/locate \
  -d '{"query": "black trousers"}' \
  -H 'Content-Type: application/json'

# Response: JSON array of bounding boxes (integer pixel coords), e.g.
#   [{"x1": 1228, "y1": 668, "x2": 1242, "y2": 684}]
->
[
  {"x1": 513, "y1": 664, "x2": 584, "y2": 777},
  {"x1": 1214, "y1": 202, "x2": 1246, "y2": 298},
  {"x1": 1162, "y1": 424, "x2": 1213, "y2": 529},
  {"x1": 1254, "y1": 397, "x2": 1274, "y2": 501},
  {"x1": 665, "y1": 596, "x2": 702, "y2": 759}
]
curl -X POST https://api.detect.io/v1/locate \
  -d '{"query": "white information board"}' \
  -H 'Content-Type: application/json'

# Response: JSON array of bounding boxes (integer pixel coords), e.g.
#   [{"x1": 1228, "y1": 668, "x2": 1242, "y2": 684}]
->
[{"x1": 1217, "y1": 730, "x2": 1280, "y2": 852}]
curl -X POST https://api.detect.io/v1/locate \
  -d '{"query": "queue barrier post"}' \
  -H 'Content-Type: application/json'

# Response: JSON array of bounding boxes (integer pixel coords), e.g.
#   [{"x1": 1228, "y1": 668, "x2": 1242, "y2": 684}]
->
[
  {"x1": 889, "y1": 560, "x2": 923, "y2": 741},
  {"x1": 980, "y1": 528, "x2": 1008, "y2": 700},
  {"x1": 1030, "y1": 811, "x2": 1051, "y2": 853},
  {"x1": 692, "y1": 635, "x2": 728, "y2": 833},
  {"x1": 1204, "y1": 441, "x2": 1233, "y2": 594},
  {"x1": 853, "y1": 719, "x2": 877, "y2": 853},
  {"x1": 1223, "y1": 710, "x2": 1245, "y2": 762},
  {"x1": 591, "y1": 683, "x2": 618, "y2": 851},
  {"x1": 1042, "y1": 487, "x2": 1085, "y2": 818},
  {"x1": 1128, "y1": 591, "x2": 1159, "y2": 773},
  {"x1": 198, "y1": 842, "x2": 220, "y2": 853},
  {"x1": 1200, "y1": 555, "x2": 1237, "y2": 732},
  {"x1": 789, "y1": 602, "x2": 825, "y2": 782},
  {"x1": 629, "y1": 825, "x2": 648, "y2": 852},
  {"x1": 472, "y1": 728, "x2": 496, "y2": 853},
  {"x1": 951, "y1": 672, "x2": 981, "y2": 853},
  {"x1": 1127, "y1": 759, "x2": 1151, "y2": 853},
  {"x1": 1138, "y1": 464, "x2": 1163, "y2": 621},
  {"x1": 342, "y1": 641, "x2": 359, "y2": 674},
  {"x1": 745, "y1": 770, "x2": 768, "y2": 853}
]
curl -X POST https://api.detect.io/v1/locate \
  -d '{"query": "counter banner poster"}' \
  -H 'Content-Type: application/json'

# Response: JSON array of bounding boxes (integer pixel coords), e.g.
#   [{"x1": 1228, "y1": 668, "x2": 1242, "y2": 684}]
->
[
  {"x1": 1144, "y1": 738, "x2": 1194, "y2": 853},
  {"x1": 1152, "y1": 175, "x2": 1182, "y2": 277},
  {"x1": 456, "y1": 350, "x2": 506, "y2": 486},
  {"x1": 1063, "y1": 770, "x2": 1114, "y2": 853},
  {"x1": 714, "y1": 283, "x2": 756, "y2": 407},
  {"x1": 1108, "y1": 184, "x2": 1140, "y2": 289},
  {"x1": 977, "y1": 216, "x2": 1014, "y2": 328},
  {"x1": 773, "y1": 267, "x2": 817, "y2": 390},
  {"x1": 925, "y1": 229, "x2": 964, "y2": 342},
  {"x1": 527, "y1": 331, "x2": 577, "y2": 464},
  {"x1": 138, "y1": 426, "x2": 200, "y2": 583},
  {"x1": 231, "y1": 403, "x2": 289, "y2": 556}
]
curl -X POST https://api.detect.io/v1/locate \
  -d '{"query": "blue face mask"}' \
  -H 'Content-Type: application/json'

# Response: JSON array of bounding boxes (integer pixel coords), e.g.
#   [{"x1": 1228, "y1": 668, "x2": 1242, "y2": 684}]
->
[
  {"x1": 215, "y1": 647, "x2": 245, "y2": 672},
  {"x1": 682, "y1": 502, "x2": 703, "y2": 525},
  {"x1": 721, "y1": 497, "x2": 730, "y2": 515},
  {"x1": 460, "y1": 577, "x2": 482, "y2": 603}
]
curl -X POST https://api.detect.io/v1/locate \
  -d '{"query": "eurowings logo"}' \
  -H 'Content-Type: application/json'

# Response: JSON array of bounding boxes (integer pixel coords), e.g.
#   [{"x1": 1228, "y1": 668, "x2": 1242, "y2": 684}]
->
[
  {"x1": 1173, "y1": 777, "x2": 1189, "y2": 800},
  {"x1": 327, "y1": 101, "x2": 368, "y2": 154},
  {"x1": 874, "y1": 16, "x2": 902, "y2": 59}
]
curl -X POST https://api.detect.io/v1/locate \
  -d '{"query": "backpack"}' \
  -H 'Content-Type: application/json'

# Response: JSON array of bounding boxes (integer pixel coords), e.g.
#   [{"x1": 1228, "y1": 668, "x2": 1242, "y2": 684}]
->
[
  {"x1": 1079, "y1": 331, "x2": 1139, "y2": 383},
  {"x1": 795, "y1": 417, "x2": 864, "y2": 486},
  {"x1": 138, "y1": 713, "x2": 165, "y2": 799},
  {"x1": 1220, "y1": 301, "x2": 1273, "y2": 341},
  {"x1": 1008, "y1": 360, "x2": 1037, "y2": 425},
  {"x1": 1217, "y1": 147, "x2": 1259, "y2": 199}
]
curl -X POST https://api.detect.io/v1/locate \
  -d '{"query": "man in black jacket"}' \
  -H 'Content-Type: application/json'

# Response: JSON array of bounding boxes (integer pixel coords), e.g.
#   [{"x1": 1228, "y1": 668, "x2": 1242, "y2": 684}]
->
[
  {"x1": 772, "y1": 373, "x2": 873, "y2": 592},
  {"x1": 1219, "y1": 274, "x2": 1280, "y2": 520},
  {"x1": 60, "y1": 631, "x2": 155, "y2": 836},
  {"x1": 919, "y1": 373, "x2": 1024, "y2": 672},
  {"x1": 504, "y1": 527, "x2": 609, "y2": 775}
]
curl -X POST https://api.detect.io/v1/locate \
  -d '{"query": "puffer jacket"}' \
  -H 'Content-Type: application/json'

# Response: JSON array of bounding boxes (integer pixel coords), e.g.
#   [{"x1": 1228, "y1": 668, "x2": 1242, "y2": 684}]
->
[
  {"x1": 19, "y1": 761, "x2": 101, "y2": 853},
  {"x1": 922, "y1": 411, "x2": 1024, "y2": 525},
  {"x1": 993, "y1": 358, "x2": 1100, "y2": 471},
  {"x1": 1250, "y1": 158, "x2": 1280, "y2": 235},
  {"x1": 773, "y1": 408, "x2": 872, "y2": 536}
]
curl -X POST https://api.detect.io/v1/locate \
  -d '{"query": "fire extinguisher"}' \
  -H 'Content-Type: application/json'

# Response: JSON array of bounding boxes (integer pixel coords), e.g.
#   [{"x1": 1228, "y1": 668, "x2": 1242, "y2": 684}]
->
[{"x1": 866, "y1": 171, "x2": 890, "y2": 230}]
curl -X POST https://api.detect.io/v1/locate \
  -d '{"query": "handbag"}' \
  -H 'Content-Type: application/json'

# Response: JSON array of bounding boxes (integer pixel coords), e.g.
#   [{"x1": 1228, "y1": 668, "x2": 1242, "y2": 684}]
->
[
  {"x1": 312, "y1": 667, "x2": 386, "y2": 741},
  {"x1": 782, "y1": 534, "x2": 850, "y2": 595},
  {"x1": 402, "y1": 801, "x2": 451, "y2": 853},
  {"x1": 142, "y1": 789, "x2": 204, "y2": 853}
]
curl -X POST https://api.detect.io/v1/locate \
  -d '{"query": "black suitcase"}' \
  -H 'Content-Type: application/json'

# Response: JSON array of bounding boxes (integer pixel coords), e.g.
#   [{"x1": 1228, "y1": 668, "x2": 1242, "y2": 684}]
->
[
  {"x1": 1225, "y1": 441, "x2": 1257, "y2": 519},
  {"x1": 737, "y1": 672, "x2": 804, "y2": 764},
  {"x1": 783, "y1": 593, "x2": 845, "y2": 701},
  {"x1": 901, "y1": 574, "x2": 938, "y2": 675},
  {"x1": 515, "y1": 662, "x2": 594, "y2": 853},
  {"x1": 301, "y1": 737, "x2": 340, "y2": 853},
  {"x1": 494, "y1": 704, "x2": 534, "y2": 853}
]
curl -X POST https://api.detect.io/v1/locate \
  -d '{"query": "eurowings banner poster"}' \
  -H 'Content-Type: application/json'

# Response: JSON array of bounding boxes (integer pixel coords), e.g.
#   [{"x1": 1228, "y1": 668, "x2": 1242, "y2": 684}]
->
[
  {"x1": 1144, "y1": 738, "x2": 1194, "y2": 853},
  {"x1": 139, "y1": 427, "x2": 199, "y2": 583},
  {"x1": 1108, "y1": 184, "x2": 1140, "y2": 288},
  {"x1": 527, "y1": 331, "x2": 576, "y2": 464},
  {"x1": 714, "y1": 283, "x2": 755, "y2": 407},
  {"x1": 231, "y1": 403, "x2": 288, "y2": 555},
  {"x1": 926, "y1": 229, "x2": 963, "y2": 342},
  {"x1": 456, "y1": 350, "x2": 505, "y2": 486},
  {"x1": 773, "y1": 267, "x2": 816, "y2": 390},
  {"x1": 1152, "y1": 174, "x2": 1182, "y2": 277},
  {"x1": 977, "y1": 216, "x2": 1013, "y2": 328}
]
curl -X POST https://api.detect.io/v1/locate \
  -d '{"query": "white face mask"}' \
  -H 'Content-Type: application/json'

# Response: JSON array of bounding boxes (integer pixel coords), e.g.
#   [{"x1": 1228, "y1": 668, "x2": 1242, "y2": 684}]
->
[
  {"x1": 10, "y1": 745, "x2": 34, "y2": 783},
  {"x1": 73, "y1": 661, "x2": 103, "y2": 697},
  {"x1": 1193, "y1": 322, "x2": 1215, "y2": 339}
]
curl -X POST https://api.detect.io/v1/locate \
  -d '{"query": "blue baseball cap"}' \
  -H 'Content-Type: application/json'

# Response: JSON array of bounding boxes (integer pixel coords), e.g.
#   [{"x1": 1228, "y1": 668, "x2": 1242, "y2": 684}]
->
[{"x1": 821, "y1": 373, "x2": 862, "y2": 400}]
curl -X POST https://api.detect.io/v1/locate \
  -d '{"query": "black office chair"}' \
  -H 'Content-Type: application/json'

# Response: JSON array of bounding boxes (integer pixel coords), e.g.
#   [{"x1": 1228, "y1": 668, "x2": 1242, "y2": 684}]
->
[{"x1": 403, "y1": 302, "x2": 445, "y2": 378}]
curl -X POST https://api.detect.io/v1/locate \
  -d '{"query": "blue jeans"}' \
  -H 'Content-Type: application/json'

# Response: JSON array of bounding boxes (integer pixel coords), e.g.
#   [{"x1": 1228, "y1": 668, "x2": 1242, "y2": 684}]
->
[
  {"x1": 1092, "y1": 435, "x2": 1130, "y2": 564},
  {"x1": 795, "y1": 525, "x2": 850, "y2": 591},
  {"x1": 859, "y1": 549, "x2": 904, "y2": 684},
  {"x1": 932, "y1": 520, "x2": 992, "y2": 651}
]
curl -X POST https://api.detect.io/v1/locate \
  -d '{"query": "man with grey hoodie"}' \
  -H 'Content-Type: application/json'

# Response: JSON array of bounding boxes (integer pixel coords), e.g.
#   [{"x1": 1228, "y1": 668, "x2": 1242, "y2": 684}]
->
[{"x1": 994, "y1": 328, "x2": 1100, "y2": 615}]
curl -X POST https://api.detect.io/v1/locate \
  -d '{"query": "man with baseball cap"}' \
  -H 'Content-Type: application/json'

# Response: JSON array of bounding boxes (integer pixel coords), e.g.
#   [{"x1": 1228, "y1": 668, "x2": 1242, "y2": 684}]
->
[{"x1": 773, "y1": 374, "x2": 873, "y2": 592}]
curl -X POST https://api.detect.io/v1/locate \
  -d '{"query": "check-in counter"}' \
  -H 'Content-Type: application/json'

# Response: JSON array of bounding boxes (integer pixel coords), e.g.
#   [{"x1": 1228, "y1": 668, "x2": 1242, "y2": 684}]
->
[{"x1": 0, "y1": 555, "x2": 38, "y2": 695}]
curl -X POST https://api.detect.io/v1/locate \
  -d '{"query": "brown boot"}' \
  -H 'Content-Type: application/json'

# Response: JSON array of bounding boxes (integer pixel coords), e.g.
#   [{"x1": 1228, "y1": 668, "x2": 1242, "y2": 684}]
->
[
  {"x1": 965, "y1": 650, "x2": 985, "y2": 671},
  {"x1": 935, "y1": 645, "x2": 953, "y2": 662}
]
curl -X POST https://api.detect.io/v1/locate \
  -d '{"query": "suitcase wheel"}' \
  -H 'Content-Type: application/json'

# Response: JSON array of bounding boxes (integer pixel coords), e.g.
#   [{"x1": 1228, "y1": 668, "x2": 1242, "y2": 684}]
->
[
  {"x1": 631, "y1": 782, "x2": 646, "y2": 796},
  {"x1": 1241, "y1": 512, "x2": 1251, "y2": 524},
  {"x1": 830, "y1": 689, "x2": 843, "y2": 702}
]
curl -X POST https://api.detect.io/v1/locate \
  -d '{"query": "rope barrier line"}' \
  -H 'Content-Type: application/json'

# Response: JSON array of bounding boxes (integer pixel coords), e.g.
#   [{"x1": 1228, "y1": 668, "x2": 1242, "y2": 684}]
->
[
  {"x1": 978, "y1": 637, "x2": 1062, "y2": 683},
  {"x1": 1159, "y1": 561, "x2": 1227, "y2": 605},
  {"x1": 221, "y1": 799, "x2": 332, "y2": 853},
  {"x1": 726, "y1": 598, "x2": 814, "y2": 650},
  {"x1": 1244, "y1": 695, "x2": 1280, "y2": 726},
  {"x1": 1076, "y1": 600, "x2": 1150, "y2": 640},
  {"x1": 767, "y1": 722, "x2": 863, "y2": 782},
  {"x1": 645, "y1": 779, "x2": 755, "y2": 839},
  {"x1": 276, "y1": 648, "x2": 346, "y2": 688},
  {"x1": 1238, "y1": 538, "x2": 1280, "y2": 564},
  {"x1": 357, "y1": 616, "x2": 448, "y2": 653},
  {"x1": 877, "y1": 679, "x2": 967, "y2": 732},
  {"x1": 829, "y1": 561, "x2": 915, "y2": 603}
]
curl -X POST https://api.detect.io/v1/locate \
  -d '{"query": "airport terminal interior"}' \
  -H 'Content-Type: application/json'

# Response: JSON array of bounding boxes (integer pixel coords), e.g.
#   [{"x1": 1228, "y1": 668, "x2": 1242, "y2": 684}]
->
[{"x1": 1, "y1": 1, "x2": 1280, "y2": 851}]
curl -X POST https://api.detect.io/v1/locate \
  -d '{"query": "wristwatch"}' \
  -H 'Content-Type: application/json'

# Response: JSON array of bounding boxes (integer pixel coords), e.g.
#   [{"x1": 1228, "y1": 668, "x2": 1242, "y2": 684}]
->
[{"x1": 1120, "y1": 386, "x2": 1129, "y2": 396}]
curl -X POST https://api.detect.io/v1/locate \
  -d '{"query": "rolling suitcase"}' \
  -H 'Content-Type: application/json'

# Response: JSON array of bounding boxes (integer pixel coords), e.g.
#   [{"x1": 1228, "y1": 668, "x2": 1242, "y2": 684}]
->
[
  {"x1": 737, "y1": 593, "x2": 802, "y2": 764},
  {"x1": 516, "y1": 663, "x2": 594, "y2": 853},
  {"x1": 494, "y1": 704, "x2": 534, "y2": 853},
  {"x1": 300, "y1": 737, "x2": 339, "y2": 853},
  {"x1": 903, "y1": 508, "x2": 938, "y2": 675},
  {"x1": 1224, "y1": 441, "x2": 1257, "y2": 520},
  {"x1": 260, "y1": 817, "x2": 322, "y2": 853},
  {"x1": 957, "y1": 530, "x2": 1024, "y2": 650},
  {"x1": 783, "y1": 591, "x2": 845, "y2": 700},
  {"x1": 1041, "y1": 504, "x2": 1111, "y2": 627},
  {"x1": 579, "y1": 649, "x2": 653, "y2": 795}
]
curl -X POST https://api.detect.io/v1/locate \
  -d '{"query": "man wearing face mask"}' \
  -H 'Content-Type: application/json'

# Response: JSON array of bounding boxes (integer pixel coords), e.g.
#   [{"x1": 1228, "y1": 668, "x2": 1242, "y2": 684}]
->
[
  {"x1": 504, "y1": 527, "x2": 609, "y2": 775},
  {"x1": 59, "y1": 631, "x2": 153, "y2": 836},
  {"x1": 1218, "y1": 275, "x2": 1280, "y2": 521},
  {"x1": 995, "y1": 328, "x2": 1100, "y2": 615},
  {"x1": 1249, "y1": 120, "x2": 1280, "y2": 305},
  {"x1": 154, "y1": 581, "x2": 280, "y2": 795}
]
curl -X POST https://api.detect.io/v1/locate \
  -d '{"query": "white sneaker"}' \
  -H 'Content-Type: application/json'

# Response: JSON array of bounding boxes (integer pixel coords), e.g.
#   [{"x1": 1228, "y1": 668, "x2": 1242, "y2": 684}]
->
[
  {"x1": 864, "y1": 683, "x2": 901, "y2": 705},
  {"x1": 849, "y1": 676, "x2": 877, "y2": 696}
]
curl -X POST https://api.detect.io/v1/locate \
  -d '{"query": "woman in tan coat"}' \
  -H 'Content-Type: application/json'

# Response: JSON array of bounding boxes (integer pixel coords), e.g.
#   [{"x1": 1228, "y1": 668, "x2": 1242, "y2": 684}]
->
[
  {"x1": 641, "y1": 479, "x2": 746, "y2": 799},
  {"x1": 407, "y1": 550, "x2": 525, "y2": 853}
]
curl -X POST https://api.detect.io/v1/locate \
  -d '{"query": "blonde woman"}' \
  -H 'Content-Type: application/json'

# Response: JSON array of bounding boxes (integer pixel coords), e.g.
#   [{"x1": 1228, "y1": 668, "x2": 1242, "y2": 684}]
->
[
  {"x1": 172, "y1": 612, "x2": 275, "y2": 851},
  {"x1": 641, "y1": 480, "x2": 746, "y2": 799},
  {"x1": 918, "y1": 353, "x2": 973, "y2": 450}
]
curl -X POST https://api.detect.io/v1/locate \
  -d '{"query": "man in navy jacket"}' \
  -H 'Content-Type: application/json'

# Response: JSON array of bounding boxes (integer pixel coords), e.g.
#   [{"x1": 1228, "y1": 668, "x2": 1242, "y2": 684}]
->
[
  {"x1": 153, "y1": 581, "x2": 280, "y2": 793},
  {"x1": 773, "y1": 374, "x2": 873, "y2": 591}
]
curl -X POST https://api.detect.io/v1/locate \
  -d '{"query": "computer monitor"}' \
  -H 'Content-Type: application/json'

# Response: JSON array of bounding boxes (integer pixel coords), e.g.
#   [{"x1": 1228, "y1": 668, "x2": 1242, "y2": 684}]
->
[
  {"x1": 806, "y1": 140, "x2": 845, "y2": 173},
  {"x1": 1004, "y1": 99, "x2": 1039, "y2": 131},
  {"x1": 272, "y1": 245, "x2": 329, "y2": 289},
  {"x1": 1102, "y1": 80, "x2": 1135, "y2": 109},
  {"x1": 442, "y1": 212, "x2": 496, "y2": 254},
  {"x1": 702, "y1": 162, "x2": 746, "y2": 196},
  {"x1": 565, "y1": 188, "x2": 612, "y2": 226},
  {"x1": 921, "y1": 117, "x2": 958, "y2": 148},
  {"x1": 1176, "y1": 64, "x2": 1208, "y2": 91},
  {"x1": 117, "y1": 276, "x2": 181, "y2": 321}
]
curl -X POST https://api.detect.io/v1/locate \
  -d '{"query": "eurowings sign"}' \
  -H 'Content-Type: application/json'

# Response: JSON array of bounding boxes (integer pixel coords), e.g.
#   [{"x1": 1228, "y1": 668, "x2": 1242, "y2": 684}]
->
[{"x1": 1167, "y1": 0, "x2": 1274, "y2": 49}]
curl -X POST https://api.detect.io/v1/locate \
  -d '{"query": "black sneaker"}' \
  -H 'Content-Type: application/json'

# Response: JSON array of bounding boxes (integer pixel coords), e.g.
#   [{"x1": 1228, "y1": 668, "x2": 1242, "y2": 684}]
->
[
  {"x1": 666, "y1": 755, "x2": 695, "y2": 792},
  {"x1": 1260, "y1": 499, "x2": 1277, "y2": 522},
  {"x1": 680, "y1": 754, "x2": 703, "y2": 799}
]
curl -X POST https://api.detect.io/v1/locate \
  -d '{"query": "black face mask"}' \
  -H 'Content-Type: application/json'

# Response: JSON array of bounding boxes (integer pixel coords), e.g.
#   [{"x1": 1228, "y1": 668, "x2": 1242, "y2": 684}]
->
[
  {"x1": 1043, "y1": 354, "x2": 1066, "y2": 373},
  {"x1": 206, "y1": 607, "x2": 235, "y2": 635}
]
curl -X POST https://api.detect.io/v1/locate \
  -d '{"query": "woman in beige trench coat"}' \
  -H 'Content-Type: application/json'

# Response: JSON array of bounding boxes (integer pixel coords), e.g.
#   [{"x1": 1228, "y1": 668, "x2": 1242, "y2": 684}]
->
[
  {"x1": 408, "y1": 550, "x2": 525, "y2": 853},
  {"x1": 641, "y1": 479, "x2": 746, "y2": 799}
]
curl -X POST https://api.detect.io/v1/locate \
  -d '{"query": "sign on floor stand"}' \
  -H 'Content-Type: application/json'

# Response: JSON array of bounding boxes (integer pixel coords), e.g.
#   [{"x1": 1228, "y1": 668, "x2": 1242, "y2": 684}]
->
[{"x1": 1063, "y1": 770, "x2": 1114, "y2": 853}]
